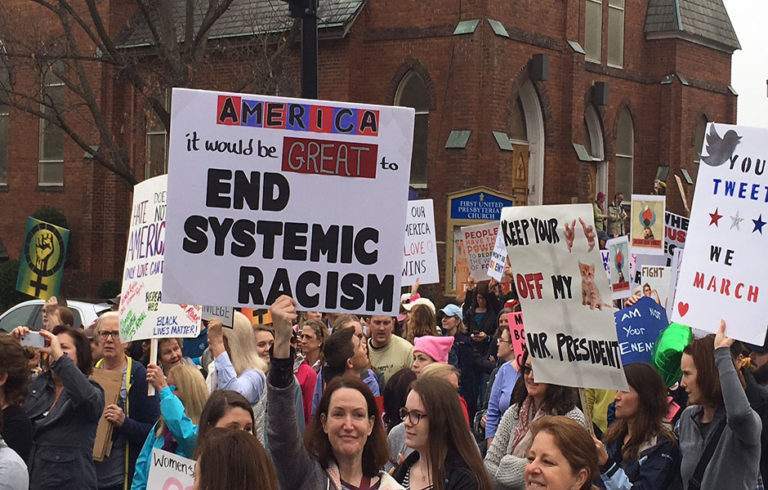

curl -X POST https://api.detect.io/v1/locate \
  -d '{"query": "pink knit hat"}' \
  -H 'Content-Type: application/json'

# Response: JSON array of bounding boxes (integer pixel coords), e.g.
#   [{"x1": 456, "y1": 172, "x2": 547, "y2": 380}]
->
[{"x1": 413, "y1": 336, "x2": 455, "y2": 363}]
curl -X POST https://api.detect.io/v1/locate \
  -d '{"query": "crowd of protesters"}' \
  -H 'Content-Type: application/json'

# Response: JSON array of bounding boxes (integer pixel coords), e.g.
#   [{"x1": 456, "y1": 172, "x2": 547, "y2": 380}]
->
[{"x1": 0, "y1": 258, "x2": 766, "y2": 490}]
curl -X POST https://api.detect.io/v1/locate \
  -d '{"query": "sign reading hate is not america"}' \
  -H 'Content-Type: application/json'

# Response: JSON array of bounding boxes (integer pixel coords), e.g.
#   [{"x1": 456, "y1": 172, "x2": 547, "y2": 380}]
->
[
  {"x1": 672, "y1": 124, "x2": 768, "y2": 343},
  {"x1": 501, "y1": 204, "x2": 628, "y2": 391},
  {"x1": 162, "y1": 89, "x2": 414, "y2": 315}
]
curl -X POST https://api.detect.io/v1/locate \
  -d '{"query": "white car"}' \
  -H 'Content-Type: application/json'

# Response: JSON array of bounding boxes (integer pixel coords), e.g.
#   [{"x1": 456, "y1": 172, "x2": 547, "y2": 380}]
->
[{"x1": 0, "y1": 299, "x2": 112, "y2": 333}]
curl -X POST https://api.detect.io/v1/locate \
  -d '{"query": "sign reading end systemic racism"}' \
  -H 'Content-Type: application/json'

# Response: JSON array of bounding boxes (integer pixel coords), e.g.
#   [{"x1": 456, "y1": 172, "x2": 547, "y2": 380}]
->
[
  {"x1": 162, "y1": 89, "x2": 414, "y2": 315},
  {"x1": 501, "y1": 204, "x2": 628, "y2": 391},
  {"x1": 672, "y1": 124, "x2": 768, "y2": 343},
  {"x1": 119, "y1": 175, "x2": 201, "y2": 342}
]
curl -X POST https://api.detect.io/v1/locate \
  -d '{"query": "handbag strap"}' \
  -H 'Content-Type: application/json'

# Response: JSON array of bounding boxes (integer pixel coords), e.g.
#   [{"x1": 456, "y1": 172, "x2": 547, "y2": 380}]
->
[{"x1": 688, "y1": 417, "x2": 727, "y2": 490}]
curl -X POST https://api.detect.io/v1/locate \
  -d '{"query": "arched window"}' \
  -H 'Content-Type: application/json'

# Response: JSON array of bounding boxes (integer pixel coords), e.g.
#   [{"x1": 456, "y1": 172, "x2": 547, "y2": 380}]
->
[
  {"x1": 615, "y1": 108, "x2": 634, "y2": 199},
  {"x1": 585, "y1": 105, "x2": 607, "y2": 197},
  {"x1": 395, "y1": 71, "x2": 429, "y2": 186},
  {"x1": 39, "y1": 63, "x2": 65, "y2": 186},
  {"x1": 509, "y1": 97, "x2": 527, "y2": 143}
]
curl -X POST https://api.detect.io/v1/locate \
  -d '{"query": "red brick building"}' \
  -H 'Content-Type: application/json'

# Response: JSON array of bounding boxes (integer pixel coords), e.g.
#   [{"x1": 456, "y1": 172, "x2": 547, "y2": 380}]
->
[{"x1": 0, "y1": 0, "x2": 740, "y2": 299}]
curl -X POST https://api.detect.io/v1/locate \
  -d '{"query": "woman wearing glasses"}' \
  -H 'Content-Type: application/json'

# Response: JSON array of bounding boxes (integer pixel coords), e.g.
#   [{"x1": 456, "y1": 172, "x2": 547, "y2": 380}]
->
[
  {"x1": 392, "y1": 377, "x2": 492, "y2": 490},
  {"x1": 484, "y1": 351, "x2": 584, "y2": 490}
]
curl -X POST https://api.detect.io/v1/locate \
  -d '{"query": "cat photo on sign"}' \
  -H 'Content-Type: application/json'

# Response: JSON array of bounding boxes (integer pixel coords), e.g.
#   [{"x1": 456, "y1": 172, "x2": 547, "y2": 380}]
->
[{"x1": 579, "y1": 261, "x2": 611, "y2": 310}]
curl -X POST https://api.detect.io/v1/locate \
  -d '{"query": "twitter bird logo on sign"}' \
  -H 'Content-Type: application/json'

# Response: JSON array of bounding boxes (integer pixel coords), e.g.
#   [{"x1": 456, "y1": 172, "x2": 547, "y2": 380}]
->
[{"x1": 701, "y1": 125, "x2": 741, "y2": 167}]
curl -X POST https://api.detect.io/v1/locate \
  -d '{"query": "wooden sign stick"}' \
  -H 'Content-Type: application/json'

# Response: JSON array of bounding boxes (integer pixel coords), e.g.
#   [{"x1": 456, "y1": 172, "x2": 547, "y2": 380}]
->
[{"x1": 148, "y1": 338, "x2": 158, "y2": 396}]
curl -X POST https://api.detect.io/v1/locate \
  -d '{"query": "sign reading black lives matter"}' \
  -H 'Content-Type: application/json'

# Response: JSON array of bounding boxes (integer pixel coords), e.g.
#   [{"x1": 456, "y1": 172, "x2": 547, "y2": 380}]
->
[
  {"x1": 500, "y1": 204, "x2": 628, "y2": 391},
  {"x1": 162, "y1": 89, "x2": 414, "y2": 314}
]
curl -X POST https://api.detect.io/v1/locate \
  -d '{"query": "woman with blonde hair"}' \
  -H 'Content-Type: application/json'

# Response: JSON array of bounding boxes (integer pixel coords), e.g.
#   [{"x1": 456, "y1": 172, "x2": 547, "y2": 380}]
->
[
  {"x1": 131, "y1": 364, "x2": 209, "y2": 489},
  {"x1": 206, "y1": 314, "x2": 267, "y2": 401}
]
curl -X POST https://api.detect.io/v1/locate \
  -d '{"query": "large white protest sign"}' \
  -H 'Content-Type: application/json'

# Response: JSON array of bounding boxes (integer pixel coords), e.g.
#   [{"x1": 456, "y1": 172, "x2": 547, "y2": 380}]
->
[
  {"x1": 119, "y1": 175, "x2": 201, "y2": 342},
  {"x1": 672, "y1": 124, "x2": 768, "y2": 343},
  {"x1": 487, "y1": 229, "x2": 508, "y2": 281},
  {"x1": 500, "y1": 204, "x2": 628, "y2": 391},
  {"x1": 402, "y1": 200, "x2": 439, "y2": 286},
  {"x1": 461, "y1": 222, "x2": 499, "y2": 282},
  {"x1": 146, "y1": 448, "x2": 195, "y2": 490},
  {"x1": 664, "y1": 211, "x2": 688, "y2": 266},
  {"x1": 162, "y1": 89, "x2": 414, "y2": 315}
]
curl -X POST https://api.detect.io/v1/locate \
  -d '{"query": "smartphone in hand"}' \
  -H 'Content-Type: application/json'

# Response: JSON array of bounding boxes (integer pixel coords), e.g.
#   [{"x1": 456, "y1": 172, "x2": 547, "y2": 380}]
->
[{"x1": 20, "y1": 331, "x2": 46, "y2": 349}]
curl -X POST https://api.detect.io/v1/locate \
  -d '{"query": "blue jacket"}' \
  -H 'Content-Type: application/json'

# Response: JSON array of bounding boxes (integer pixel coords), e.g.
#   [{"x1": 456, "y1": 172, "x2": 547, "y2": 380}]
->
[
  {"x1": 485, "y1": 361, "x2": 520, "y2": 439},
  {"x1": 596, "y1": 433, "x2": 679, "y2": 489},
  {"x1": 131, "y1": 386, "x2": 198, "y2": 490},
  {"x1": 26, "y1": 355, "x2": 105, "y2": 490},
  {"x1": 95, "y1": 357, "x2": 160, "y2": 490}
]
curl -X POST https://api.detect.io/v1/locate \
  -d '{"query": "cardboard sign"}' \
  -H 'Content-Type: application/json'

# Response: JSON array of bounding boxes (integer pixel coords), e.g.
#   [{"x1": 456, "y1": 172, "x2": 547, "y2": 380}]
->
[
  {"x1": 461, "y1": 222, "x2": 499, "y2": 282},
  {"x1": 118, "y1": 175, "x2": 201, "y2": 342},
  {"x1": 664, "y1": 212, "x2": 689, "y2": 266},
  {"x1": 672, "y1": 124, "x2": 768, "y2": 343},
  {"x1": 630, "y1": 195, "x2": 665, "y2": 255},
  {"x1": 607, "y1": 236, "x2": 631, "y2": 299},
  {"x1": 16, "y1": 218, "x2": 70, "y2": 299},
  {"x1": 454, "y1": 237, "x2": 470, "y2": 301},
  {"x1": 487, "y1": 229, "x2": 509, "y2": 281},
  {"x1": 90, "y1": 368, "x2": 123, "y2": 461},
  {"x1": 146, "y1": 448, "x2": 195, "y2": 490},
  {"x1": 201, "y1": 306, "x2": 234, "y2": 327},
  {"x1": 614, "y1": 297, "x2": 669, "y2": 365},
  {"x1": 402, "y1": 200, "x2": 439, "y2": 286},
  {"x1": 640, "y1": 266, "x2": 671, "y2": 310},
  {"x1": 507, "y1": 312, "x2": 526, "y2": 367},
  {"x1": 162, "y1": 89, "x2": 414, "y2": 315},
  {"x1": 500, "y1": 204, "x2": 628, "y2": 391}
]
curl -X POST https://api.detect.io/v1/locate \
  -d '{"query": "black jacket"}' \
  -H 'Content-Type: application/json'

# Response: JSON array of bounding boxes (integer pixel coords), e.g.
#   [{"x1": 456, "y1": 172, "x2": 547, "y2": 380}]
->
[
  {"x1": 26, "y1": 355, "x2": 105, "y2": 490},
  {"x1": 392, "y1": 448, "x2": 482, "y2": 490},
  {"x1": 743, "y1": 368, "x2": 768, "y2": 484}
]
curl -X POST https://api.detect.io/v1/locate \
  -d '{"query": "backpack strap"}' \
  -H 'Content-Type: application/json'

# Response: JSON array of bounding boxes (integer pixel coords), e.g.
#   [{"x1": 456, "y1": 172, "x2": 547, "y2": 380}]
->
[{"x1": 688, "y1": 417, "x2": 727, "y2": 490}]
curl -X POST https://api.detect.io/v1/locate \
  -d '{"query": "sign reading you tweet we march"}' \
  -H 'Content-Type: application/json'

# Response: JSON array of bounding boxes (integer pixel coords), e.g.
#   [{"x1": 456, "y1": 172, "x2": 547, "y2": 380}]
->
[
  {"x1": 672, "y1": 124, "x2": 768, "y2": 344},
  {"x1": 162, "y1": 89, "x2": 414, "y2": 315}
]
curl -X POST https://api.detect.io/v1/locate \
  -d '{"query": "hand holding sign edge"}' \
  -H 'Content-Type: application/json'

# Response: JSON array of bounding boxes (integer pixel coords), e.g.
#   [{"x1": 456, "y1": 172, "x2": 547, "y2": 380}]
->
[{"x1": 714, "y1": 320, "x2": 734, "y2": 350}]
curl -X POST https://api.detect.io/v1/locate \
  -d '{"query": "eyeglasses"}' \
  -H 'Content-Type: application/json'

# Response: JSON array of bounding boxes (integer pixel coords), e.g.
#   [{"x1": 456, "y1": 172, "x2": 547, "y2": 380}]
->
[
  {"x1": 399, "y1": 408, "x2": 427, "y2": 425},
  {"x1": 99, "y1": 331, "x2": 120, "y2": 340},
  {"x1": 522, "y1": 365, "x2": 533, "y2": 376}
]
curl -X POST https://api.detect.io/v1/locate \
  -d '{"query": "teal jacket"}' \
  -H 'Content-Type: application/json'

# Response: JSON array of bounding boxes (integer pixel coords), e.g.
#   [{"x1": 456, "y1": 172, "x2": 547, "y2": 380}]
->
[{"x1": 130, "y1": 386, "x2": 198, "y2": 490}]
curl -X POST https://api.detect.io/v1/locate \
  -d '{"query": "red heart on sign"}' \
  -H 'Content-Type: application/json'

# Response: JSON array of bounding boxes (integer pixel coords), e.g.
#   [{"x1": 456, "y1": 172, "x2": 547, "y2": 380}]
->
[{"x1": 677, "y1": 302, "x2": 689, "y2": 317}]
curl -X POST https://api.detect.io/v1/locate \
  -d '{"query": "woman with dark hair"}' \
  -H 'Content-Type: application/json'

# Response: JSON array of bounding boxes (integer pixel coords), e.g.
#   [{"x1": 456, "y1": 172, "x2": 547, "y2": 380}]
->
[
  {"x1": 484, "y1": 351, "x2": 584, "y2": 489},
  {"x1": 0, "y1": 335, "x2": 32, "y2": 461},
  {"x1": 404, "y1": 303, "x2": 438, "y2": 344},
  {"x1": 439, "y1": 303, "x2": 477, "y2": 418},
  {"x1": 677, "y1": 321, "x2": 760, "y2": 490},
  {"x1": 194, "y1": 428, "x2": 278, "y2": 490},
  {"x1": 464, "y1": 282, "x2": 501, "y2": 416},
  {"x1": 482, "y1": 308, "x2": 520, "y2": 447},
  {"x1": 383, "y1": 368, "x2": 417, "y2": 433},
  {"x1": 392, "y1": 377, "x2": 493, "y2": 490},
  {"x1": 12, "y1": 325, "x2": 104, "y2": 489},
  {"x1": 268, "y1": 295, "x2": 404, "y2": 489},
  {"x1": 197, "y1": 390, "x2": 255, "y2": 446},
  {"x1": 525, "y1": 416, "x2": 599, "y2": 490},
  {"x1": 594, "y1": 363, "x2": 679, "y2": 489}
]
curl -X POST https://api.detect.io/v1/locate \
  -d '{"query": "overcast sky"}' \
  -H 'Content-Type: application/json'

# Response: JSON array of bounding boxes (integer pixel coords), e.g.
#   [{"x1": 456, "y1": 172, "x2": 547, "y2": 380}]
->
[{"x1": 722, "y1": 0, "x2": 768, "y2": 128}]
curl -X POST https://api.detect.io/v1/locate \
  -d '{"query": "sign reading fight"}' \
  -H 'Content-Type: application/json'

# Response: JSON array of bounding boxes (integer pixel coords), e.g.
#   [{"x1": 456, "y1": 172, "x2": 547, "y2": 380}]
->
[
  {"x1": 461, "y1": 221, "x2": 499, "y2": 281},
  {"x1": 402, "y1": 200, "x2": 439, "y2": 286},
  {"x1": 162, "y1": 89, "x2": 414, "y2": 314},
  {"x1": 119, "y1": 175, "x2": 201, "y2": 342},
  {"x1": 500, "y1": 204, "x2": 628, "y2": 391},
  {"x1": 672, "y1": 124, "x2": 768, "y2": 343},
  {"x1": 614, "y1": 297, "x2": 669, "y2": 365}
]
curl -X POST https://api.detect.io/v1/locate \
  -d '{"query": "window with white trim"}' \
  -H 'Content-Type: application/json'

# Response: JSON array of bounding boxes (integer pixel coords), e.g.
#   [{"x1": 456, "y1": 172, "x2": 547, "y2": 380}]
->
[
  {"x1": 395, "y1": 71, "x2": 429, "y2": 186},
  {"x1": 39, "y1": 66, "x2": 65, "y2": 185},
  {"x1": 607, "y1": 0, "x2": 625, "y2": 67},
  {"x1": 145, "y1": 90, "x2": 170, "y2": 179},
  {"x1": 585, "y1": 0, "x2": 602, "y2": 62},
  {"x1": 615, "y1": 108, "x2": 634, "y2": 198}
]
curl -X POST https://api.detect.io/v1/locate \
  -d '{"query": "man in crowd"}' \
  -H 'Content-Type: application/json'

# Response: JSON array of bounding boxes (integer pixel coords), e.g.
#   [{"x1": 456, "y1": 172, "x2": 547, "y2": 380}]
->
[
  {"x1": 744, "y1": 339, "x2": 768, "y2": 484},
  {"x1": 607, "y1": 192, "x2": 628, "y2": 236},
  {"x1": 93, "y1": 312, "x2": 159, "y2": 490},
  {"x1": 367, "y1": 315, "x2": 413, "y2": 383}
]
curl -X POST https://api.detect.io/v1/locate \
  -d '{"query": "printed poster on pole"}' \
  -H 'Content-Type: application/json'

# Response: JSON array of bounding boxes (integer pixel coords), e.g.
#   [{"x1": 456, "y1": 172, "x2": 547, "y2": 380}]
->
[
  {"x1": 161, "y1": 89, "x2": 414, "y2": 315},
  {"x1": 461, "y1": 221, "x2": 499, "y2": 282},
  {"x1": 630, "y1": 195, "x2": 665, "y2": 255},
  {"x1": 500, "y1": 204, "x2": 628, "y2": 391}
]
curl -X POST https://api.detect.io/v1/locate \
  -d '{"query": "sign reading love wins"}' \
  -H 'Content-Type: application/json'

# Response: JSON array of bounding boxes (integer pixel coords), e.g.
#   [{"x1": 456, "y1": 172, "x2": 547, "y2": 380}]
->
[{"x1": 672, "y1": 123, "x2": 768, "y2": 343}]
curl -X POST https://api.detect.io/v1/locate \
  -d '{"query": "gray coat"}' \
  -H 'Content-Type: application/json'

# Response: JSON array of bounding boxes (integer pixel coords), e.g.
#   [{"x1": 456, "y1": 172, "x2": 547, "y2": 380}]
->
[
  {"x1": 678, "y1": 347, "x2": 761, "y2": 490},
  {"x1": 26, "y1": 355, "x2": 105, "y2": 490}
]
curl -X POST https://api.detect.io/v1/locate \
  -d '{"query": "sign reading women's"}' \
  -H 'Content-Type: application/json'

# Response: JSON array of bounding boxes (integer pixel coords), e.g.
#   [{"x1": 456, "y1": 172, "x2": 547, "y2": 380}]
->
[
  {"x1": 162, "y1": 89, "x2": 414, "y2": 314},
  {"x1": 402, "y1": 200, "x2": 439, "y2": 286},
  {"x1": 147, "y1": 448, "x2": 195, "y2": 489},
  {"x1": 672, "y1": 124, "x2": 768, "y2": 343},
  {"x1": 500, "y1": 204, "x2": 628, "y2": 391},
  {"x1": 119, "y1": 175, "x2": 201, "y2": 342}
]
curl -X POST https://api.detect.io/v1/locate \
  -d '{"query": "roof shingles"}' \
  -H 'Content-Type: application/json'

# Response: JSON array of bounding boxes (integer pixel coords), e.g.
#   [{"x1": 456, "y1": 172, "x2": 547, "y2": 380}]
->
[{"x1": 644, "y1": 0, "x2": 740, "y2": 51}]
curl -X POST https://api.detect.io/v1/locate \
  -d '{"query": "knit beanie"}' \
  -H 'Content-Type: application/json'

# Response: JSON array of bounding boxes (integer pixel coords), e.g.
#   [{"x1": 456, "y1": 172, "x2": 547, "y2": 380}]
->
[{"x1": 413, "y1": 336, "x2": 455, "y2": 363}]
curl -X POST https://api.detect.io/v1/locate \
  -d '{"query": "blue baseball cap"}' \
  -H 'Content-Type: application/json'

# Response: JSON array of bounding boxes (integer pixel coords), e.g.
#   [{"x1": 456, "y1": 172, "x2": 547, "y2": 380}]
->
[{"x1": 439, "y1": 304, "x2": 463, "y2": 320}]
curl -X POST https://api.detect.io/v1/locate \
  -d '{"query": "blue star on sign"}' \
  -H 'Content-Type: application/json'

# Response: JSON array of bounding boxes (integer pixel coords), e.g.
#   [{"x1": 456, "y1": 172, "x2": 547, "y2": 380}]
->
[{"x1": 753, "y1": 214, "x2": 766, "y2": 234}]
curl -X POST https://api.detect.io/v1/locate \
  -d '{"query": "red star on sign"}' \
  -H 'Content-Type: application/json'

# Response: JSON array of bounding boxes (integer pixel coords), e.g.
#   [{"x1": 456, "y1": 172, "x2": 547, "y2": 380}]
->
[{"x1": 709, "y1": 208, "x2": 723, "y2": 226}]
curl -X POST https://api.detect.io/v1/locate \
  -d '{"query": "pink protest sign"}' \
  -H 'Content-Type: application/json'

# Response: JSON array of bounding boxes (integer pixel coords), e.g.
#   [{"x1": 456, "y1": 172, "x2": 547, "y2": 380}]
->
[{"x1": 507, "y1": 312, "x2": 526, "y2": 366}]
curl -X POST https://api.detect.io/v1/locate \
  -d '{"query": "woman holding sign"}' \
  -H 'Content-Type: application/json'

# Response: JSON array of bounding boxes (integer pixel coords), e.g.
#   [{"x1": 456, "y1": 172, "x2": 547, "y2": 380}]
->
[
  {"x1": 593, "y1": 363, "x2": 679, "y2": 489},
  {"x1": 131, "y1": 364, "x2": 209, "y2": 490},
  {"x1": 267, "y1": 295, "x2": 404, "y2": 490},
  {"x1": 484, "y1": 351, "x2": 584, "y2": 490}
]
